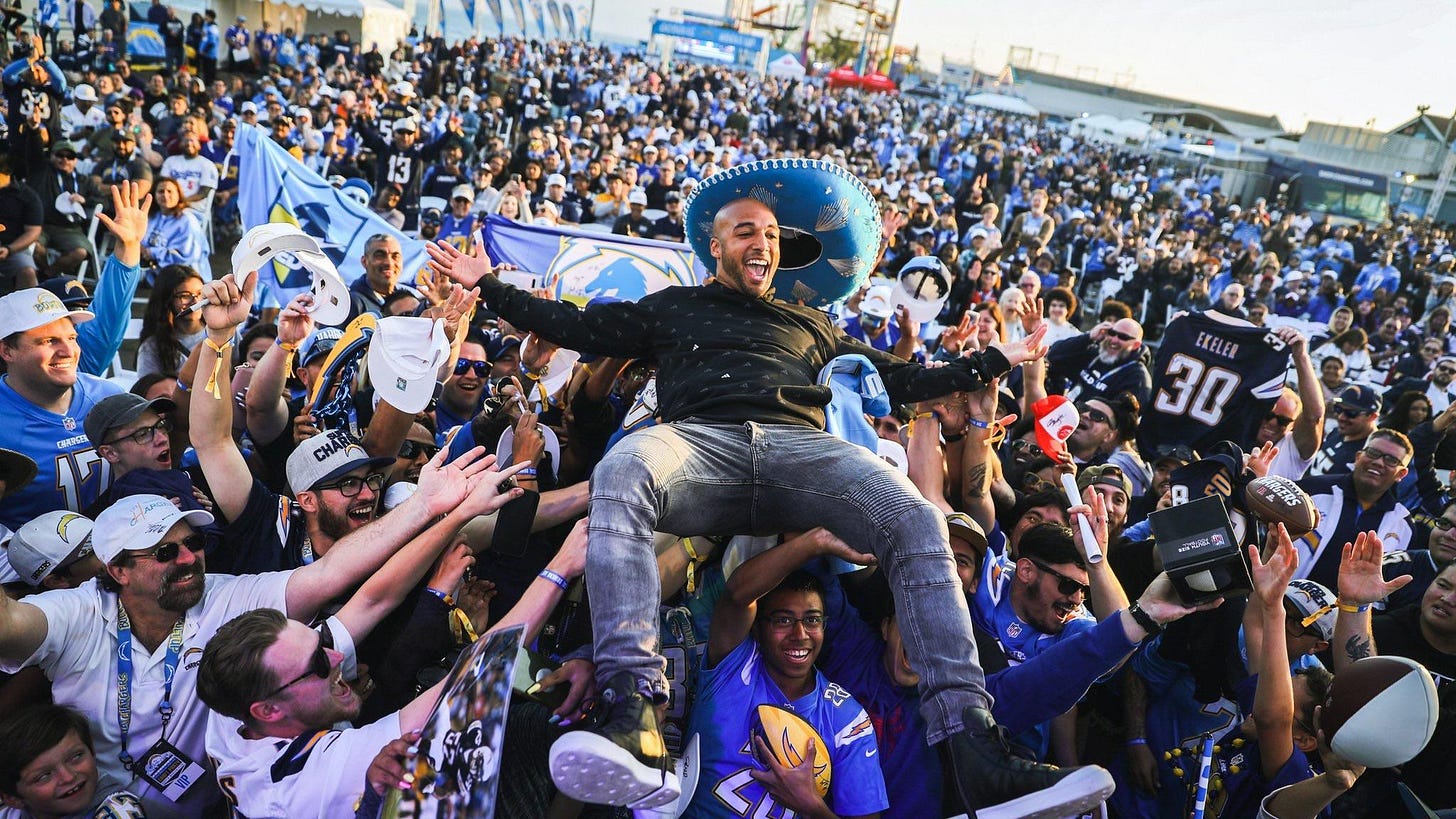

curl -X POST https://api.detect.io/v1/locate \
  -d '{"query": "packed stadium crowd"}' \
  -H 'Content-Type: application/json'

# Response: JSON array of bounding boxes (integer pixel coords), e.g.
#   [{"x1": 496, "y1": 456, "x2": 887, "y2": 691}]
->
[{"x1": 0, "y1": 9, "x2": 1454, "y2": 819}]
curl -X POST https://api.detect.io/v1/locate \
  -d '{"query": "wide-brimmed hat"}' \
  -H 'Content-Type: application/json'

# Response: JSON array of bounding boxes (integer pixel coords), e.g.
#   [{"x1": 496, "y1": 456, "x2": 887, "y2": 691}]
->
[{"x1": 684, "y1": 158, "x2": 882, "y2": 308}]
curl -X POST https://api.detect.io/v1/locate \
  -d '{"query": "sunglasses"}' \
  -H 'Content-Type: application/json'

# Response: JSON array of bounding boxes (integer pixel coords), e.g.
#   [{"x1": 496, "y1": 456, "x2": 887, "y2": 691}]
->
[
  {"x1": 314, "y1": 472, "x2": 385, "y2": 497},
  {"x1": 106, "y1": 417, "x2": 171, "y2": 446},
  {"x1": 1358, "y1": 447, "x2": 1407, "y2": 468},
  {"x1": 455, "y1": 358, "x2": 491, "y2": 377},
  {"x1": 1264, "y1": 412, "x2": 1296, "y2": 428},
  {"x1": 1334, "y1": 407, "x2": 1369, "y2": 419},
  {"x1": 1438, "y1": 366, "x2": 1456, "y2": 376},
  {"x1": 1027, "y1": 558, "x2": 1090, "y2": 598},
  {"x1": 1104, "y1": 329, "x2": 1137, "y2": 342},
  {"x1": 398, "y1": 440, "x2": 439, "y2": 460},
  {"x1": 132, "y1": 532, "x2": 206, "y2": 564},
  {"x1": 262, "y1": 636, "x2": 331, "y2": 701},
  {"x1": 1079, "y1": 405, "x2": 1114, "y2": 427}
]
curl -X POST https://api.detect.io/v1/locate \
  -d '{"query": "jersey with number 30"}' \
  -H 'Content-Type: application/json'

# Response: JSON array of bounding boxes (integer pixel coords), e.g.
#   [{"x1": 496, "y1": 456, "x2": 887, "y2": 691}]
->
[
  {"x1": 684, "y1": 638, "x2": 888, "y2": 819},
  {"x1": 0, "y1": 373, "x2": 121, "y2": 530},
  {"x1": 1138, "y1": 311, "x2": 1290, "y2": 455}
]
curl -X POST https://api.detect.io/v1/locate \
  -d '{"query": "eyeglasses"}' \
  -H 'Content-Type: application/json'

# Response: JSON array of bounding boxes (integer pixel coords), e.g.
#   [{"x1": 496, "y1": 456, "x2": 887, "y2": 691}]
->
[
  {"x1": 1432, "y1": 516, "x2": 1456, "y2": 532},
  {"x1": 1264, "y1": 412, "x2": 1296, "y2": 428},
  {"x1": 262, "y1": 637, "x2": 331, "y2": 701},
  {"x1": 313, "y1": 472, "x2": 385, "y2": 497},
  {"x1": 1358, "y1": 447, "x2": 1408, "y2": 468},
  {"x1": 1010, "y1": 438, "x2": 1042, "y2": 455},
  {"x1": 1079, "y1": 405, "x2": 1114, "y2": 427},
  {"x1": 172, "y1": 291, "x2": 201, "y2": 304},
  {"x1": 132, "y1": 532, "x2": 206, "y2": 564},
  {"x1": 1334, "y1": 407, "x2": 1368, "y2": 419},
  {"x1": 1104, "y1": 328, "x2": 1137, "y2": 342},
  {"x1": 1438, "y1": 366, "x2": 1456, "y2": 376},
  {"x1": 1026, "y1": 558, "x2": 1090, "y2": 598},
  {"x1": 758, "y1": 613, "x2": 827, "y2": 632},
  {"x1": 454, "y1": 358, "x2": 490, "y2": 377},
  {"x1": 398, "y1": 440, "x2": 439, "y2": 460},
  {"x1": 105, "y1": 417, "x2": 171, "y2": 446}
]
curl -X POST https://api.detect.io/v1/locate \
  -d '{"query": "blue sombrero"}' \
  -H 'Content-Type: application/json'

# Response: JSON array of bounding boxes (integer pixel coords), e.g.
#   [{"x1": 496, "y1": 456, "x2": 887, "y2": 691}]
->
[{"x1": 684, "y1": 158, "x2": 882, "y2": 308}]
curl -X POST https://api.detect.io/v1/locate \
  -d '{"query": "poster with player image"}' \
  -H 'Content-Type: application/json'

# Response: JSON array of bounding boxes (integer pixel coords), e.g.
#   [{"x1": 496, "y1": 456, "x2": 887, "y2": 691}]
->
[{"x1": 385, "y1": 626, "x2": 525, "y2": 819}]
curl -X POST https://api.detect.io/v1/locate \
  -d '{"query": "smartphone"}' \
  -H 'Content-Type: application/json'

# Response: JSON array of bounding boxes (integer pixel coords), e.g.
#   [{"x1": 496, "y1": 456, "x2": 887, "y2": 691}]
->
[{"x1": 513, "y1": 646, "x2": 569, "y2": 710}]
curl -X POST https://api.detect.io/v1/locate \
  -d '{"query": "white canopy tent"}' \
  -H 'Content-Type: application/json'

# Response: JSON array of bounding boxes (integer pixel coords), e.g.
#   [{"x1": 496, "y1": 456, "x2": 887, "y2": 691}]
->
[
  {"x1": 766, "y1": 51, "x2": 806, "y2": 80},
  {"x1": 963, "y1": 93, "x2": 1040, "y2": 117}
]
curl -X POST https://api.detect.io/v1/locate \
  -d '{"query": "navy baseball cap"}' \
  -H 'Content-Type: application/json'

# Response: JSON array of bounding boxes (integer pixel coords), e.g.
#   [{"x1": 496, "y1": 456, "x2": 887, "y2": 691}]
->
[{"x1": 1334, "y1": 385, "x2": 1381, "y2": 415}]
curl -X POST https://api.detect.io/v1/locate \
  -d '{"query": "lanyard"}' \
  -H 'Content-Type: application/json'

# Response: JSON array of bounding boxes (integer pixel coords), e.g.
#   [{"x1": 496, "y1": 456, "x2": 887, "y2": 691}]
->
[{"x1": 116, "y1": 600, "x2": 185, "y2": 771}]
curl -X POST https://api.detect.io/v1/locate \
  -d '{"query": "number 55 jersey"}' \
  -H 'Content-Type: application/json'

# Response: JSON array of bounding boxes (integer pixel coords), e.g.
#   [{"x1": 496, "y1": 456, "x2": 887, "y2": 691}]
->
[{"x1": 1138, "y1": 311, "x2": 1291, "y2": 456}]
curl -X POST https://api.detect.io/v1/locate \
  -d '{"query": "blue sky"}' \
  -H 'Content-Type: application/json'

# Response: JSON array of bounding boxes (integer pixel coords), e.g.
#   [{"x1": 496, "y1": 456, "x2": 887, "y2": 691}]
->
[{"x1": 578, "y1": 0, "x2": 1456, "y2": 132}]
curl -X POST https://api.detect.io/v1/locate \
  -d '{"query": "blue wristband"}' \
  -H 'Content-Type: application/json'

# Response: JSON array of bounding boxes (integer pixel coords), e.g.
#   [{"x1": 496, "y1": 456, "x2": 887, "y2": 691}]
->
[
  {"x1": 967, "y1": 418, "x2": 991, "y2": 429},
  {"x1": 517, "y1": 467, "x2": 538, "y2": 478},
  {"x1": 538, "y1": 569, "x2": 570, "y2": 591}
]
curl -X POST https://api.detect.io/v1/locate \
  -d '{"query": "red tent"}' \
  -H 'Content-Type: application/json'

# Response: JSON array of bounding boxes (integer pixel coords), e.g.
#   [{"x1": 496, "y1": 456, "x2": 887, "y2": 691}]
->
[
  {"x1": 859, "y1": 71, "x2": 896, "y2": 92},
  {"x1": 826, "y1": 65, "x2": 860, "y2": 88}
]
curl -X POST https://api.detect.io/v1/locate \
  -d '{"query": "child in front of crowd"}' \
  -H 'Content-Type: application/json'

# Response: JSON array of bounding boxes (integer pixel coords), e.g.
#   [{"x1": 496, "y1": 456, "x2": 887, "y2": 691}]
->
[{"x1": 0, "y1": 705, "x2": 146, "y2": 819}]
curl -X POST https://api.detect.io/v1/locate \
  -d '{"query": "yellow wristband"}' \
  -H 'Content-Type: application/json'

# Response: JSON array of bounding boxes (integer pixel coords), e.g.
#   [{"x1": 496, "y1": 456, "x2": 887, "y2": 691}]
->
[{"x1": 202, "y1": 338, "x2": 233, "y2": 400}]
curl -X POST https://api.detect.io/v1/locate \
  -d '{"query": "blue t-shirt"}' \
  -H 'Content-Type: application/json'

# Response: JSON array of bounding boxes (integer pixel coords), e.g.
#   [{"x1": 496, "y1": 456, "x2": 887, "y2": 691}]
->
[
  {"x1": 971, "y1": 527, "x2": 1097, "y2": 758},
  {"x1": 0, "y1": 372, "x2": 122, "y2": 529},
  {"x1": 814, "y1": 569, "x2": 941, "y2": 819},
  {"x1": 685, "y1": 638, "x2": 889, "y2": 819},
  {"x1": 1209, "y1": 731, "x2": 1314, "y2": 819}
]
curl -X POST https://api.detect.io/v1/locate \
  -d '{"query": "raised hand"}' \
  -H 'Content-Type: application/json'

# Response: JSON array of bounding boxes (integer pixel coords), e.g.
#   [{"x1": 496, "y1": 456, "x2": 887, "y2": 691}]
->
[
  {"x1": 277, "y1": 294, "x2": 316, "y2": 347},
  {"x1": 420, "y1": 283, "x2": 478, "y2": 342},
  {"x1": 96, "y1": 182, "x2": 151, "y2": 250},
  {"x1": 994, "y1": 322, "x2": 1049, "y2": 367},
  {"x1": 510, "y1": 411, "x2": 546, "y2": 468},
  {"x1": 547, "y1": 517, "x2": 589, "y2": 580},
  {"x1": 1337, "y1": 530, "x2": 1411, "y2": 607},
  {"x1": 1136, "y1": 571, "x2": 1224, "y2": 627},
  {"x1": 520, "y1": 332, "x2": 558, "y2": 375},
  {"x1": 1021, "y1": 296, "x2": 1045, "y2": 337},
  {"x1": 415, "y1": 447, "x2": 515, "y2": 518},
  {"x1": 425, "y1": 238, "x2": 495, "y2": 288},
  {"x1": 1250, "y1": 523, "x2": 1298, "y2": 607},
  {"x1": 199, "y1": 269, "x2": 256, "y2": 337},
  {"x1": 427, "y1": 539, "x2": 476, "y2": 598},
  {"x1": 1071, "y1": 489, "x2": 1109, "y2": 556},
  {"x1": 790, "y1": 527, "x2": 877, "y2": 567},
  {"x1": 1246, "y1": 441, "x2": 1279, "y2": 479},
  {"x1": 939, "y1": 311, "x2": 974, "y2": 356}
]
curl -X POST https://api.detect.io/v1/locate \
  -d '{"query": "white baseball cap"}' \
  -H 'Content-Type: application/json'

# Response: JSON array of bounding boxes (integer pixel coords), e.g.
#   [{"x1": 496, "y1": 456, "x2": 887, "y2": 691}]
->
[
  {"x1": 546, "y1": 173, "x2": 567, "y2": 188},
  {"x1": 0, "y1": 288, "x2": 94, "y2": 338},
  {"x1": 9, "y1": 510, "x2": 93, "y2": 585},
  {"x1": 627, "y1": 189, "x2": 648, "y2": 206},
  {"x1": 893, "y1": 256, "x2": 951, "y2": 323},
  {"x1": 232, "y1": 224, "x2": 351, "y2": 326},
  {"x1": 367, "y1": 316, "x2": 452, "y2": 414},
  {"x1": 72, "y1": 83, "x2": 97, "y2": 102},
  {"x1": 495, "y1": 424, "x2": 562, "y2": 478},
  {"x1": 860, "y1": 283, "x2": 895, "y2": 320},
  {"x1": 285, "y1": 429, "x2": 393, "y2": 494},
  {"x1": 451, "y1": 184, "x2": 475, "y2": 202},
  {"x1": 391, "y1": 80, "x2": 415, "y2": 97},
  {"x1": 393, "y1": 117, "x2": 419, "y2": 133},
  {"x1": 92, "y1": 494, "x2": 214, "y2": 565}
]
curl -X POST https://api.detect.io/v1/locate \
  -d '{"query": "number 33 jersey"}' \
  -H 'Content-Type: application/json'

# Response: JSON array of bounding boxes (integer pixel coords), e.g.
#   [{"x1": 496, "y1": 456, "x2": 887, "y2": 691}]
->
[{"x1": 1138, "y1": 311, "x2": 1291, "y2": 456}]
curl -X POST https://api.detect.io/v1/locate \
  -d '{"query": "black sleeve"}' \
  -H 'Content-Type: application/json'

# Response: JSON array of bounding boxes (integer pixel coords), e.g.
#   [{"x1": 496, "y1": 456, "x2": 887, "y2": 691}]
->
[
  {"x1": 834, "y1": 327, "x2": 1012, "y2": 405},
  {"x1": 211, "y1": 480, "x2": 290, "y2": 574},
  {"x1": 355, "y1": 588, "x2": 455, "y2": 724},
  {"x1": 478, "y1": 276, "x2": 658, "y2": 359}
]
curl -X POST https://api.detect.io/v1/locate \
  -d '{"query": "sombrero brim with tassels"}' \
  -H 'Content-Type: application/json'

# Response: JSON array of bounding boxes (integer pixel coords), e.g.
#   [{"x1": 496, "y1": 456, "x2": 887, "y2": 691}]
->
[{"x1": 684, "y1": 158, "x2": 882, "y2": 308}]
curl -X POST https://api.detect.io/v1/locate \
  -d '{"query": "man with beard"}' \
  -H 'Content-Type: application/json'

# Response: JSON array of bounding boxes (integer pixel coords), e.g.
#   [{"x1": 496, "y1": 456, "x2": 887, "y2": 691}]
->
[
  {"x1": 196, "y1": 503, "x2": 573, "y2": 819},
  {"x1": 0, "y1": 462, "x2": 490, "y2": 818},
  {"x1": 1308, "y1": 385, "x2": 1380, "y2": 477},
  {"x1": 1387, "y1": 355, "x2": 1456, "y2": 414},
  {"x1": 1045, "y1": 317, "x2": 1152, "y2": 406},
  {"x1": 429, "y1": 169, "x2": 1115, "y2": 816}
]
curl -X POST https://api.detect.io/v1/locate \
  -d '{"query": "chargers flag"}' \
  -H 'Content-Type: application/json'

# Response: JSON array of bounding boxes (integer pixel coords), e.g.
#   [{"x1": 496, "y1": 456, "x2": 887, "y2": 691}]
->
[
  {"x1": 235, "y1": 124, "x2": 427, "y2": 307},
  {"x1": 126, "y1": 22, "x2": 166, "y2": 60},
  {"x1": 561, "y1": 3, "x2": 575, "y2": 37},
  {"x1": 481, "y1": 215, "x2": 707, "y2": 305}
]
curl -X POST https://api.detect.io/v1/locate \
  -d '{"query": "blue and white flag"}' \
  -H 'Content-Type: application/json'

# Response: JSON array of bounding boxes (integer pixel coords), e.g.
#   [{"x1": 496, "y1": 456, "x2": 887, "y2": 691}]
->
[
  {"x1": 126, "y1": 22, "x2": 166, "y2": 60},
  {"x1": 481, "y1": 215, "x2": 706, "y2": 306},
  {"x1": 235, "y1": 125, "x2": 427, "y2": 307},
  {"x1": 561, "y1": 3, "x2": 575, "y2": 38},
  {"x1": 460, "y1": 0, "x2": 475, "y2": 29}
]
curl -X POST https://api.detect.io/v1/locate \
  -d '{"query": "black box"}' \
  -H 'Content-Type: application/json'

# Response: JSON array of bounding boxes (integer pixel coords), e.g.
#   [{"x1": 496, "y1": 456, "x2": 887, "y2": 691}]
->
[{"x1": 1148, "y1": 494, "x2": 1253, "y2": 606}]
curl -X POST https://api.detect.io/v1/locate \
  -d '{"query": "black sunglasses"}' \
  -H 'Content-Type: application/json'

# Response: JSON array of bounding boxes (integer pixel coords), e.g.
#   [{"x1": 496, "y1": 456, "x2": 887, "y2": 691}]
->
[
  {"x1": 1079, "y1": 405, "x2": 1114, "y2": 427},
  {"x1": 1027, "y1": 558, "x2": 1091, "y2": 598},
  {"x1": 454, "y1": 358, "x2": 490, "y2": 377},
  {"x1": 1264, "y1": 412, "x2": 1296, "y2": 427},
  {"x1": 398, "y1": 440, "x2": 439, "y2": 460},
  {"x1": 132, "y1": 532, "x2": 206, "y2": 564},
  {"x1": 262, "y1": 637, "x2": 330, "y2": 700},
  {"x1": 314, "y1": 472, "x2": 384, "y2": 497},
  {"x1": 1104, "y1": 329, "x2": 1137, "y2": 342}
]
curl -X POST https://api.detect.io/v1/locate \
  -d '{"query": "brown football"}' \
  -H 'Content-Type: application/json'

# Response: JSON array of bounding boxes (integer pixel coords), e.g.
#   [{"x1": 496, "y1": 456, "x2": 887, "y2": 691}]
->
[{"x1": 1243, "y1": 475, "x2": 1319, "y2": 536}]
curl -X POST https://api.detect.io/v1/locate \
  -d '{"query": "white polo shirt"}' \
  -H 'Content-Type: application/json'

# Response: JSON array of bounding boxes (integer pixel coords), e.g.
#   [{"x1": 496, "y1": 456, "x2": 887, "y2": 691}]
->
[{"x1": 0, "y1": 572, "x2": 292, "y2": 819}]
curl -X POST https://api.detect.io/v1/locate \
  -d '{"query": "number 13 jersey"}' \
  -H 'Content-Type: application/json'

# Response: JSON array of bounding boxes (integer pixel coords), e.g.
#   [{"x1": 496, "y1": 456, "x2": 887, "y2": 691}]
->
[{"x1": 1138, "y1": 311, "x2": 1291, "y2": 456}]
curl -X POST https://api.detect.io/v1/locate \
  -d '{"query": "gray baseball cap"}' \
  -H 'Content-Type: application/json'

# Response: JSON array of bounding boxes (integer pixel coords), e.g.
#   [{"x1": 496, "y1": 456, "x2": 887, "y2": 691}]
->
[
  {"x1": 285, "y1": 429, "x2": 393, "y2": 494},
  {"x1": 84, "y1": 393, "x2": 176, "y2": 448}
]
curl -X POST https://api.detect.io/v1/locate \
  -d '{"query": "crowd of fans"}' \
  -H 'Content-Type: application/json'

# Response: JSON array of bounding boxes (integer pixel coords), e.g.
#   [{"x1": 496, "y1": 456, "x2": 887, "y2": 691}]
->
[{"x1": 0, "y1": 9, "x2": 1454, "y2": 819}]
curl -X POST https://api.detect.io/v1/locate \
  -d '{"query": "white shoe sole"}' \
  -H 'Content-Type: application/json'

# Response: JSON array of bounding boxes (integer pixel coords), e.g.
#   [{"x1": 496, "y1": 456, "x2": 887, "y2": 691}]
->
[
  {"x1": 974, "y1": 766, "x2": 1116, "y2": 819},
  {"x1": 549, "y1": 732, "x2": 681, "y2": 808}
]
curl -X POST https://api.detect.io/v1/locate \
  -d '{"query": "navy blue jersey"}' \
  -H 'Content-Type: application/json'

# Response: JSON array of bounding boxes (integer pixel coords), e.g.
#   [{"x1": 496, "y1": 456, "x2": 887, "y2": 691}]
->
[{"x1": 1139, "y1": 311, "x2": 1290, "y2": 455}]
